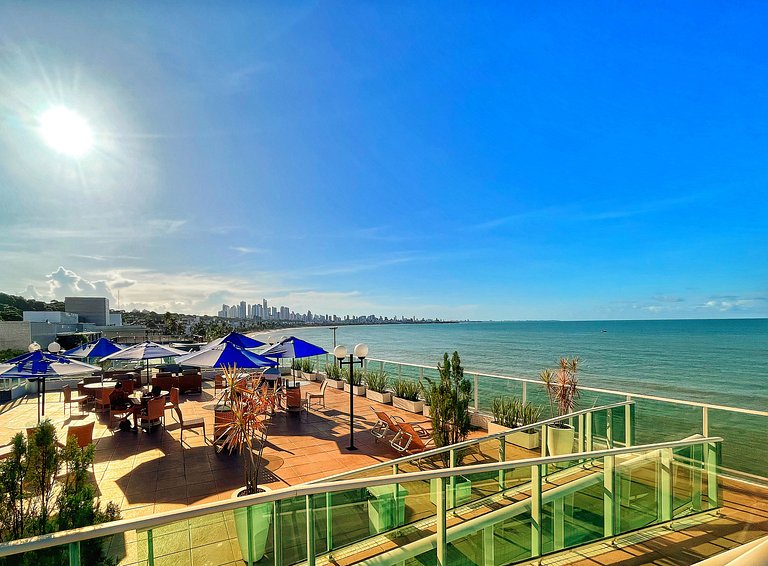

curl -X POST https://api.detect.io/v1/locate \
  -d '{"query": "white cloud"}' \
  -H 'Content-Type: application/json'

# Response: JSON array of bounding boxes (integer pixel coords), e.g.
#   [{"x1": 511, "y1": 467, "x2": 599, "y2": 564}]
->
[
  {"x1": 231, "y1": 246, "x2": 264, "y2": 255},
  {"x1": 45, "y1": 266, "x2": 116, "y2": 301}
]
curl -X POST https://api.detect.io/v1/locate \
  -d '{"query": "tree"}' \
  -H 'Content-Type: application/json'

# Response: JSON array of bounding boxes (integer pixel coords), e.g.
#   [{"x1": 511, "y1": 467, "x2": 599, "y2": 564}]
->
[{"x1": 426, "y1": 351, "x2": 472, "y2": 451}]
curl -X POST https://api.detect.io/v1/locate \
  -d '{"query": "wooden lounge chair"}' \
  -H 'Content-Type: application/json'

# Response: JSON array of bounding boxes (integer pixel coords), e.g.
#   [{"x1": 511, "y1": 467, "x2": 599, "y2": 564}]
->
[
  {"x1": 391, "y1": 421, "x2": 435, "y2": 454},
  {"x1": 305, "y1": 380, "x2": 329, "y2": 410},
  {"x1": 62, "y1": 385, "x2": 88, "y2": 416}
]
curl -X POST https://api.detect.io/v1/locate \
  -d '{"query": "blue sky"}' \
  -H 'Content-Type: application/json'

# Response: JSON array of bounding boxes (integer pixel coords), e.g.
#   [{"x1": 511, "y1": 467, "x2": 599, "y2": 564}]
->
[{"x1": 0, "y1": 2, "x2": 766, "y2": 320}]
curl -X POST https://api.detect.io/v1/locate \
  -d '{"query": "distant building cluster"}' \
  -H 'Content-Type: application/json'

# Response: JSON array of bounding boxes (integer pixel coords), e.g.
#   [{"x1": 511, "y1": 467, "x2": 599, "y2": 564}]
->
[{"x1": 216, "y1": 299, "x2": 428, "y2": 325}]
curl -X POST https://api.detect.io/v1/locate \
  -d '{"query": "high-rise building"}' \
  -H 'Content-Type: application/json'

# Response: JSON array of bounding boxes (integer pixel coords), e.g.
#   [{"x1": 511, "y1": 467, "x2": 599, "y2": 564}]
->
[
  {"x1": 64, "y1": 297, "x2": 110, "y2": 326},
  {"x1": 239, "y1": 301, "x2": 246, "y2": 319}
]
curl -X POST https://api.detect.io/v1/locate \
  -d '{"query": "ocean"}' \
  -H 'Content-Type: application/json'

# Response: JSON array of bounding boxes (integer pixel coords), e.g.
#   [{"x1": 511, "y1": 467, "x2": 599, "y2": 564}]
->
[{"x1": 256, "y1": 319, "x2": 767, "y2": 475}]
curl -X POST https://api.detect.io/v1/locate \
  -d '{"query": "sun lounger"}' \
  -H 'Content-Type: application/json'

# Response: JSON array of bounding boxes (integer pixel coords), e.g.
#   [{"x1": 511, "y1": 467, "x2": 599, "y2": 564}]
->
[{"x1": 391, "y1": 421, "x2": 435, "y2": 454}]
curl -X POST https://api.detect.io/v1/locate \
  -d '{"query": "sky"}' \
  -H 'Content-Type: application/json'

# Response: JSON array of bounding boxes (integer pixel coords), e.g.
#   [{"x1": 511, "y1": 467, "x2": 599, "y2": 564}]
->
[{"x1": 0, "y1": 2, "x2": 766, "y2": 320}]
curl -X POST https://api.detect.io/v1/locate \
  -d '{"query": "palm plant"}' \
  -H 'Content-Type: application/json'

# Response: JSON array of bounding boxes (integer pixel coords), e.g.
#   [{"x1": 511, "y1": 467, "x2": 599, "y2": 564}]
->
[
  {"x1": 539, "y1": 356, "x2": 581, "y2": 426},
  {"x1": 216, "y1": 368, "x2": 271, "y2": 495}
]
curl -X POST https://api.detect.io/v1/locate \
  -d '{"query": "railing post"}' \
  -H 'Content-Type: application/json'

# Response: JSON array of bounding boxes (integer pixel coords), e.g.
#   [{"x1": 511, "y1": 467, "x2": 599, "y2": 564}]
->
[
  {"x1": 306, "y1": 495, "x2": 316, "y2": 566},
  {"x1": 398, "y1": 364, "x2": 402, "y2": 379},
  {"x1": 449, "y1": 448, "x2": 457, "y2": 509},
  {"x1": 68, "y1": 541, "x2": 81, "y2": 566},
  {"x1": 531, "y1": 464, "x2": 542, "y2": 558},
  {"x1": 436, "y1": 476, "x2": 447, "y2": 565},
  {"x1": 606, "y1": 408, "x2": 613, "y2": 448},
  {"x1": 577, "y1": 414, "x2": 585, "y2": 453},
  {"x1": 473, "y1": 374, "x2": 479, "y2": 413},
  {"x1": 603, "y1": 455, "x2": 616, "y2": 537},
  {"x1": 541, "y1": 424, "x2": 548, "y2": 458},
  {"x1": 586, "y1": 412, "x2": 593, "y2": 452},
  {"x1": 702, "y1": 406, "x2": 709, "y2": 436},
  {"x1": 660, "y1": 448, "x2": 673, "y2": 522},
  {"x1": 498, "y1": 437, "x2": 506, "y2": 489},
  {"x1": 392, "y1": 463, "x2": 401, "y2": 527},
  {"x1": 326, "y1": 492, "x2": 333, "y2": 551},
  {"x1": 483, "y1": 525, "x2": 495, "y2": 566},
  {"x1": 625, "y1": 397, "x2": 632, "y2": 447},
  {"x1": 246, "y1": 505, "x2": 255, "y2": 564},
  {"x1": 522, "y1": 381, "x2": 527, "y2": 406},
  {"x1": 691, "y1": 443, "x2": 703, "y2": 511},
  {"x1": 706, "y1": 441, "x2": 719, "y2": 508},
  {"x1": 419, "y1": 367, "x2": 423, "y2": 383},
  {"x1": 147, "y1": 529, "x2": 154, "y2": 566},
  {"x1": 553, "y1": 497, "x2": 565, "y2": 550},
  {"x1": 380, "y1": 360, "x2": 384, "y2": 372},
  {"x1": 273, "y1": 500, "x2": 283, "y2": 565}
]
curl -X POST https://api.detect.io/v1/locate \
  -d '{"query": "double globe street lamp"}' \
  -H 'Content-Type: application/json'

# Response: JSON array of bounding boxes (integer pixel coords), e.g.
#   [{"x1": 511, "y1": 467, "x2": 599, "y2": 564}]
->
[{"x1": 334, "y1": 343, "x2": 368, "y2": 451}]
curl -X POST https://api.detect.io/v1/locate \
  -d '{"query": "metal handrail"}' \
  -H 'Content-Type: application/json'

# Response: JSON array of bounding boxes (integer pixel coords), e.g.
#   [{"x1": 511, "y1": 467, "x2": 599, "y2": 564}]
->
[
  {"x1": 367, "y1": 357, "x2": 768, "y2": 416},
  {"x1": 0, "y1": 435, "x2": 722, "y2": 557},
  {"x1": 314, "y1": 400, "x2": 634, "y2": 483}
]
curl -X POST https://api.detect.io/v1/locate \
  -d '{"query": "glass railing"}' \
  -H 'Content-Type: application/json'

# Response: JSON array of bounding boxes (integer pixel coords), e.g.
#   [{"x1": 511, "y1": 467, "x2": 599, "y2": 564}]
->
[{"x1": 0, "y1": 436, "x2": 721, "y2": 566}]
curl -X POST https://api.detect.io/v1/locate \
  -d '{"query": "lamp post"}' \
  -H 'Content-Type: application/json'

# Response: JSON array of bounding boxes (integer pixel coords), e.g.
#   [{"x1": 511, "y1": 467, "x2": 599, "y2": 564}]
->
[{"x1": 334, "y1": 343, "x2": 368, "y2": 451}]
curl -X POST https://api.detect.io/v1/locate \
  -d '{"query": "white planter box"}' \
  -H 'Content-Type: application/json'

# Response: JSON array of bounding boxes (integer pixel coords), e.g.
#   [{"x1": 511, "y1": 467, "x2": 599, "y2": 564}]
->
[
  {"x1": 393, "y1": 397, "x2": 423, "y2": 414},
  {"x1": 366, "y1": 390, "x2": 392, "y2": 404},
  {"x1": 344, "y1": 383, "x2": 367, "y2": 396},
  {"x1": 301, "y1": 371, "x2": 319, "y2": 381},
  {"x1": 488, "y1": 422, "x2": 542, "y2": 450},
  {"x1": 422, "y1": 405, "x2": 430, "y2": 417},
  {"x1": 291, "y1": 369, "x2": 301, "y2": 377},
  {"x1": 326, "y1": 378, "x2": 345, "y2": 390},
  {"x1": 470, "y1": 411, "x2": 490, "y2": 429}
]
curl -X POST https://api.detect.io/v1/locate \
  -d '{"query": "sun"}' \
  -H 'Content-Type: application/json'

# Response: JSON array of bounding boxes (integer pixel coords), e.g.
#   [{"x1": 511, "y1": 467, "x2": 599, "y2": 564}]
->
[{"x1": 38, "y1": 106, "x2": 94, "y2": 157}]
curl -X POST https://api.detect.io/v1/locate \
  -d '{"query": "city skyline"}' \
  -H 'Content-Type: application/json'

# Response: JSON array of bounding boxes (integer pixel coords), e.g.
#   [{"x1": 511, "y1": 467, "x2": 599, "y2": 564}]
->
[{"x1": 0, "y1": 3, "x2": 766, "y2": 320}]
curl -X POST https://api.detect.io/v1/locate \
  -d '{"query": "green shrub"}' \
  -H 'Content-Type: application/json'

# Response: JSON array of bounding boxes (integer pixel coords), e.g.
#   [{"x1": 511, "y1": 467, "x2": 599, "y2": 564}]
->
[
  {"x1": 324, "y1": 363, "x2": 341, "y2": 380},
  {"x1": 492, "y1": 397, "x2": 543, "y2": 428},
  {"x1": 300, "y1": 358, "x2": 314, "y2": 372},
  {"x1": 427, "y1": 352, "x2": 472, "y2": 449},
  {"x1": 364, "y1": 369, "x2": 389, "y2": 393},
  {"x1": 392, "y1": 378, "x2": 421, "y2": 401}
]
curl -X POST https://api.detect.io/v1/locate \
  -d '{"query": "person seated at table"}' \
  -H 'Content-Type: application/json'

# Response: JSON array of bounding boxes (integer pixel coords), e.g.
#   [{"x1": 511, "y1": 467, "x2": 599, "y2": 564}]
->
[
  {"x1": 109, "y1": 381, "x2": 138, "y2": 430},
  {"x1": 151, "y1": 385, "x2": 163, "y2": 398}
]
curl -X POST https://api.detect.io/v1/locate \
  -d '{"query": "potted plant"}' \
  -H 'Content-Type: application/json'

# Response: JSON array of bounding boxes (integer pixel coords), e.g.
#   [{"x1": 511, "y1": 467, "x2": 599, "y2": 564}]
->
[
  {"x1": 217, "y1": 381, "x2": 273, "y2": 564},
  {"x1": 324, "y1": 362, "x2": 345, "y2": 389},
  {"x1": 290, "y1": 359, "x2": 302, "y2": 378},
  {"x1": 488, "y1": 397, "x2": 542, "y2": 449},
  {"x1": 300, "y1": 358, "x2": 316, "y2": 381},
  {"x1": 426, "y1": 352, "x2": 472, "y2": 452},
  {"x1": 364, "y1": 369, "x2": 391, "y2": 404},
  {"x1": 391, "y1": 378, "x2": 423, "y2": 413},
  {"x1": 540, "y1": 356, "x2": 581, "y2": 456},
  {"x1": 343, "y1": 367, "x2": 367, "y2": 396}
]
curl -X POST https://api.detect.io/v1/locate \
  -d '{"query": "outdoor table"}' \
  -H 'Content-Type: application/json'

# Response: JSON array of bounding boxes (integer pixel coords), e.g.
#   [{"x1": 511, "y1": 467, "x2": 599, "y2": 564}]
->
[{"x1": 83, "y1": 381, "x2": 118, "y2": 390}]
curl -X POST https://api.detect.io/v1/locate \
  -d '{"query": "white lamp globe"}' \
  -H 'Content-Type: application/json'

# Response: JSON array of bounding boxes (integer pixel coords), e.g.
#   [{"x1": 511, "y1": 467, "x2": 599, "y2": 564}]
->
[
  {"x1": 48, "y1": 342, "x2": 62, "y2": 353},
  {"x1": 28, "y1": 342, "x2": 41, "y2": 352},
  {"x1": 353, "y1": 343, "x2": 369, "y2": 360},
  {"x1": 333, "y1": 345, "x2": 348, "y2": 360}
]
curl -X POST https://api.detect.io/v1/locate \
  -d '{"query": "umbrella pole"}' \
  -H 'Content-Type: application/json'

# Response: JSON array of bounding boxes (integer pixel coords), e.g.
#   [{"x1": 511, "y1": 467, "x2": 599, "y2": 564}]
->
[
  {"x1": 37, "y1": 380, "x2": 41, "y2": 423},
  {"x1": 42, "y1": 378, "x2": 46, "y2": 418}
]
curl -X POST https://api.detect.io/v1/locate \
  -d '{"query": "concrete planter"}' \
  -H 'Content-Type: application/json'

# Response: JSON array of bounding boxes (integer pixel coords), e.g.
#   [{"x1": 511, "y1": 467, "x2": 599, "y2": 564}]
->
[
  {"x1": 344, "y1": 383, "x2": 367, "y2": 396},
  {"x1": 488, "y1": 422, "x2": 541, "y2": 450},
  {"x1": 393, "y1": 397, "x2": 423, "y2": 414},
  {"x1": 422, "y1": 405, "x2": 430, "y2": 418},
  {"x1": 546, "y1": 424, "x2": 575, "y2": 456},
  {"x1": 326, "y1": 378, "x2": 345, "y2": 390},
  {"x1": 232, "y1": 486, "x2": 272, "y2": 564},
  {"x1": 366, "y1": 390, "x2": 392, "y2": 404}
]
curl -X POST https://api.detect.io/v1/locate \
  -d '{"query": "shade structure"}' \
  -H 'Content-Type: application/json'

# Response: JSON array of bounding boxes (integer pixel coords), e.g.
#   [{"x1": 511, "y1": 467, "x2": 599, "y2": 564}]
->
[
  {"x1": 260, "y1": 336, "x2": 327, "y2": 359},
  {"x1": 176, "y1": 343, "x2": 277, "y2": 369},
  {"x1": 100, "y1": 341, "x2": 187, "y2": 385},
  {"x1": 63, "y1": 337, "x2": 123, "y2": 359},
  {"x1": 0, "y1": 351, "x2": 99, "y2": 422},
  {"x1": 203, "y1": 332, "x2": 265, "y2": 350}
]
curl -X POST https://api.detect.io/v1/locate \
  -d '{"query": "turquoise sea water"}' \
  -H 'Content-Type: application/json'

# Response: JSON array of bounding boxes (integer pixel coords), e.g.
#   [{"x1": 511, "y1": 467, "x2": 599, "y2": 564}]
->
[{"x1": 260, "y1": 319, "x2": 767, "y2": 475}]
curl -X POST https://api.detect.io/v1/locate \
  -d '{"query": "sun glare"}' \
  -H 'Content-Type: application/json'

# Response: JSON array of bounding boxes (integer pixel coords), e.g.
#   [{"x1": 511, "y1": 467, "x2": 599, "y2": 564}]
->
[{"x1": 38, "y1": 106, "x2": 94, "y2": 157}]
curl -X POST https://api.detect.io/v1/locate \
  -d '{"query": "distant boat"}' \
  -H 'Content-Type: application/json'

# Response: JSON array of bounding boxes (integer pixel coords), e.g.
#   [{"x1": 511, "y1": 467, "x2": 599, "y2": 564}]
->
[{"x1": 601, "y1": 329, "x2": 607, "y2": 333}]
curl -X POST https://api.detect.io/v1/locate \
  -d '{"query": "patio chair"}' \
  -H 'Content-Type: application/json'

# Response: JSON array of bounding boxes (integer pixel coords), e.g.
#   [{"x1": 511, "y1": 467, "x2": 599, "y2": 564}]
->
[
  {"x1": 175, "y1": 407, "x2": 206, "y2": 447},
  {"x1": 164, "y1": 387, "x2": 180, "y2": 428},
  {"x1": 67, "y1": 421, "x2": 96, "y2": 476},
  {"x1": 109, "y1": 405, "x2": 134, "y2": 432},
  {"x1": 214, "y1": 374, "x2": 225, "y2": 396},
  {"x1": 371, "y1": 409, "x2": 406, "y2": 441},
  {"x1": 139, "y1": 397, "x2": 165, "y2": 431},
  {"x1": 62, "y1": 385, "x2": 88, "y2": 416},
  {"x1": 391, "y1": 421, "x2": 435, "y2": 454},
  {"x1": 94, "y1": 388, "x2": 112, "y2": 413},
  {"x1": 305, "y1": 380, "x2": 329, "y2": 410}
]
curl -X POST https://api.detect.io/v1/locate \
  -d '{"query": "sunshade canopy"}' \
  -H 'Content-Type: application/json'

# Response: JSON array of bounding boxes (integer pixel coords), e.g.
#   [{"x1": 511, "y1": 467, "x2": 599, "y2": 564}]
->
[
  {"x1": 260, "y1": 336, "x2": 327, "y2": 359},
  {"x1": 63, "y1": 337, "x2": 123, "y2": 359},
  {"x1": 204, "y1": 332, "x2": 265, "y2": 350},
  {"x1": 176, "y1": 343, "x2": 277, "y2": 368},
  {"x1": 0, "y1": 350, "x2": 99, "y2": 378},
  {"x1": 100, "y1": 341, "x2": 186, "y2": 361}
]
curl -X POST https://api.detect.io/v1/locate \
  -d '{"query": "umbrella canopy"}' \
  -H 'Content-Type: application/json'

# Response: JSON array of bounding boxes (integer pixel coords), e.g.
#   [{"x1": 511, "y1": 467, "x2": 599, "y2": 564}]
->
[
  {"x1": 260, "y1": 336, "x2": 327, "y2": 359},
  {"x1": 176, "y1": 343, "x2": 277, "y2": 369},
  {"x1": 100, "y1": 341, "x2": 186, "y2": 362},
  {"x1": 0, "y1": 350, "x2": 99, "y2": 377},
  {"x1": 63, "y1": 337, "x2": 123, "y2": 359},
  {"x1": 0, "y1": 351, "x2": 99, "y2": 422},
  {"x1": 204, "y1": 332, "x2": 265, "y2": 350}
]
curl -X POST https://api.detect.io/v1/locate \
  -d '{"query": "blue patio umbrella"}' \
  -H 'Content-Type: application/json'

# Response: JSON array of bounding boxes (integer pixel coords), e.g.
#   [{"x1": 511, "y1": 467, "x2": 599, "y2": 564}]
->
[
  {"x1": 100, "y1": 341, "x2": 187, "y2": 385},
  {"x1": 63, "y1": 337, "x2": 123, "y2": 359},
  {"x1": 175, "y1": 342, "x2": 277, "y2": 369},
  {"x1": 260, "y1": 336, "x2": 327, "y2": 387},
  {"x1": 0, "y1": 350, "x2": 99, "y2": 422},
  {"x1": 203, "y1": 332, "x2": 265, "y2": 350}
]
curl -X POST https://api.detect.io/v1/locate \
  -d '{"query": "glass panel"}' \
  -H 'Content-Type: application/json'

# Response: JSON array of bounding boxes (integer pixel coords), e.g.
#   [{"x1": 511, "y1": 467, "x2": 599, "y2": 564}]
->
[
  {"x1": 632, "y1": 399, "x2": 702, "y2": 446},
  {"x1": 557, "y1": 471, "x2": 605, "y2": 550},
  {"x1": 493, "y1": 507, "x2": 532, "y2": 564},
  {"x1": 616, "y1": 450, "x2": 659, "y2": 532},
  {"x1": 326, "y1": 488, "x2": 370, "y2": 550},
  {"x1": 709, "y1": 409, "x2": 766, "y2": 478},
  {"x1": 276, "y1": 495, "x2": 307, "y2": 565},
  {"x1": 448, "y1": 529, "x2": 485, "y2": 565}
]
